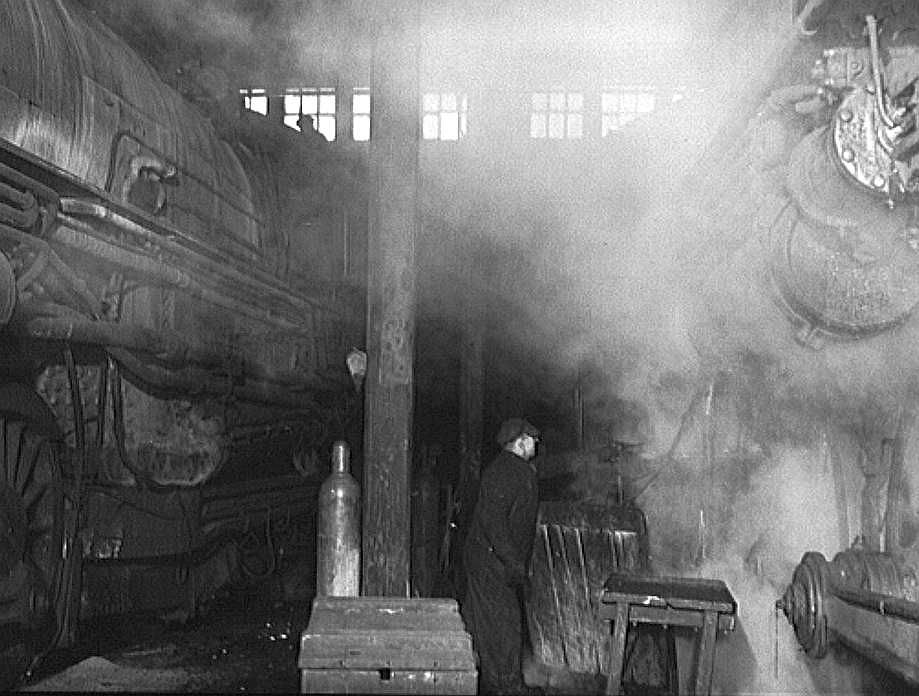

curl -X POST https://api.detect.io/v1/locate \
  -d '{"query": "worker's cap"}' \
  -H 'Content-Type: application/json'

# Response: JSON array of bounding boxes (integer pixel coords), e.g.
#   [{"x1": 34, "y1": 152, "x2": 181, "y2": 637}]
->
[{"x1": 496, "y1": 417, "x2": 540, "y2": 446}]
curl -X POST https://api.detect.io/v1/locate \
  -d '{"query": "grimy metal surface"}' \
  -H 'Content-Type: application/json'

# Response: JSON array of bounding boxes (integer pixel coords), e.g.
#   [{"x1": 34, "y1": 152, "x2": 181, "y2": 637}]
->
[
  {"x1": 362, "y1": 0, "x2": 420, "y2": 597},
  {"x1": 0, "y1": 0, "x2": 364, "y2": 680}
]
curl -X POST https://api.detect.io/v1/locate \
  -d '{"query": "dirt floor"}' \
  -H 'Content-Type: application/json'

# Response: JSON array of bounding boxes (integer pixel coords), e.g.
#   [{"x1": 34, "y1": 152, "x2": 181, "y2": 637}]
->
[{"x1": 16, "y1": 587, "x2": 309, "y2": 693}]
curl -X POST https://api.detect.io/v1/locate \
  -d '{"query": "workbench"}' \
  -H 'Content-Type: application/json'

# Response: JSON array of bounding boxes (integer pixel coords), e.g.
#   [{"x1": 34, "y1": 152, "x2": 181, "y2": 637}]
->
[{"x1": 599, "y1": 574, "x2": 736, "y2": 695}]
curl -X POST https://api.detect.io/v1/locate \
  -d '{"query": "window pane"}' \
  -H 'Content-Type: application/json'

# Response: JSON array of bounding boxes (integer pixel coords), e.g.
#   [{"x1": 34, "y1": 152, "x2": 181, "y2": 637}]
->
[
  {"x1": 548, "y1": 112, "x2": 564, "y2": 138},
  {"x1": 353, "y1": 114, "x2": 371, "y2": 141},
  {"x1": 317, "y1": 115, "x2": 336, "y2": 140},
  {"x1": 530, "y1": 113, "x2": 546, "y2": 138},
  {"x1": 620, "y1": 92, "x2": 637, "y2": 111},
  {"x1": 283, "y1": 114, "x2": 301, "y2": 131},
  {"x1": 423, "y1": 93, "x2": 440, "y2": 112},
  {"x1": 249, "y1": 95, "x2": 268, "y2": 114},
  {"x1": 636, "y1": 92, "x2": 655, "y2": 112},
  {"x1": 353, "y1": 93, "x2": 371, "y2": 114},
  {"x1": 567, "y1": 92, "x2": 583, "y2": 111},
  {"x1": 602, "y1": 114, "x2": 615, "y2": 136},
  {"x1": 319, "y1": 93, "x2": 336, "y2": 114},
  {"x1": 440, "y1": 112, "x2": 458, "y2": 140},
  {"x1": 601, "y1": 92, "x2": 616, "y2": 111},
  {"x1": 532, "y1": 92, "x2": 547, "y2": 111},
  {"x1": 284, "y1": 93, "x2": 301, "y2": 114},
  {"x1": 422, "y1": 113, "x2": 439, "y2": 139},
  {"x1": 303, "y1": 94, "x2": 318, "y2": 115},
  {"x1": 549, "y1": 91, "x2": 565, "y2": 111},
  {"x1": 441, "y1": 92, "x2": 457, "y2": 111},
  {"x1": 567, "y1": 113, "x2": 583, "y2": 138}
]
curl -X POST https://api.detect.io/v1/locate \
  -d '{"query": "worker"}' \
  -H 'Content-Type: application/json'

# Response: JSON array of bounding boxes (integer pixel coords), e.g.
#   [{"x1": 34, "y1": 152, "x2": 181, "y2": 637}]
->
[{"x1": 462, "y1": 417, "x2": 541, "y2": 695}]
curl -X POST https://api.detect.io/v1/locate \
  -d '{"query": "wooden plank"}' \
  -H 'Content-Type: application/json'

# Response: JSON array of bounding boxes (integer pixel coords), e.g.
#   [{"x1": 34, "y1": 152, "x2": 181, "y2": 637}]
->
[
  {"x1": 692, "y1": 610, "x2": 719, "y2": 696},
  {"x1": 603, "y1": 603, "x2": 628, "y2": 696},
  {"x1": 299, "y1": 632, "x2": 474, "y2": 668},
  {"x1": 527, "y1": 523, "x2": 568, "y2": 666},
  {"x1": 559, "y1": 525, "x2": 600, "y2": 673},
  {"x1": 537, "y1": 501, "x2": 645, "y2": 533},
  {"x1": 301, "y1": 668, "x2": 477, "y2": 695},
  {"x1": 609, "y1": 605, "x2": 734, "y2": 633},
  {"x1": 308, "y1": 597, "x2": 464, "y2": 633},
  {"x1": 602, "y1": 575, "x2": 736, "y2": 615}
]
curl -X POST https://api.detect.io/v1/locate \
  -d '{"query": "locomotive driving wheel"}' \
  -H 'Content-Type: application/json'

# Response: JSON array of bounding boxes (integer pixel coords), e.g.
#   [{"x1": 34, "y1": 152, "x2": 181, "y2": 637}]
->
[{"x1": 0, "y1": 407, "x2": 65, "y2": 688}]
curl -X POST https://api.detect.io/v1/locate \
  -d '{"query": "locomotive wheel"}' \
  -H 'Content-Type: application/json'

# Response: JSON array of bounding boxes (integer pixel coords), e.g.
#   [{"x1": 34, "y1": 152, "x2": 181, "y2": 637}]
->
[
  {"x1": 0, "y1": 413, "x2": 64, "y2": 687},
  {"x1": 782, "y1": 551, "x2": 829, "y2": 659}
]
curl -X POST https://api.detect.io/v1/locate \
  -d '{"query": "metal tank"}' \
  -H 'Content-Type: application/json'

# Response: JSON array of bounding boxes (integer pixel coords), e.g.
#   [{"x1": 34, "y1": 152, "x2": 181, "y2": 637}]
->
[
  {"x1": 316, "y1": 441, "x2": 361, "y2": 597},
  {"x1": 0, "y1": 0, "x2": 366, "y2": 682}
]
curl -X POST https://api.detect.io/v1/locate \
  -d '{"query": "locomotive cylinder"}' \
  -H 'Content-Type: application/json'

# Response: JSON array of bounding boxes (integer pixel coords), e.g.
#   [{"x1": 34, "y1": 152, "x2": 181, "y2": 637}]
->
[{"x1": 316, "y1": 441, "x2": 361, "y2": 596}]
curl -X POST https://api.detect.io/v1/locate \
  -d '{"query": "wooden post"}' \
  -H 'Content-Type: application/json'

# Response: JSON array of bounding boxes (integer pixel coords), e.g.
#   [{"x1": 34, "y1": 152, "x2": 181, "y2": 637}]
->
[
  {"x1": 458, "y1": 290, "x2": 485, "y2": 498},
  {"x1": 362, "y1": 0, "x2": 420, "y2": 597}
]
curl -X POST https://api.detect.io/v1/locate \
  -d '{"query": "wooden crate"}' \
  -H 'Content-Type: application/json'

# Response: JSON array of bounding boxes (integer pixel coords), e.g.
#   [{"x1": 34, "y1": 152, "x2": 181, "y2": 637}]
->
[
  {"x1": 526, "y1": 501, "x2": 649, "y2": 674},
  {"x1": 299, "y1": 596, "x2": 477, "y2": 694}
]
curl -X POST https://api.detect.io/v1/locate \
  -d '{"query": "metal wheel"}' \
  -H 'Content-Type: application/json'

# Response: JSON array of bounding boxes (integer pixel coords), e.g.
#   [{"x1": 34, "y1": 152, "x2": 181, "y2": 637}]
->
[{"x1": 0, "y1": 410, "x2": 65, "y2": 687}]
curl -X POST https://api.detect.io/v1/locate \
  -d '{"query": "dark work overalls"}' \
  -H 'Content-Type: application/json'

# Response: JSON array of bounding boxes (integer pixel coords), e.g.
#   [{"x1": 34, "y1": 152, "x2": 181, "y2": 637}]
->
[{"x1": 462, "y1": 449, "x2": 538, "y2": 695}]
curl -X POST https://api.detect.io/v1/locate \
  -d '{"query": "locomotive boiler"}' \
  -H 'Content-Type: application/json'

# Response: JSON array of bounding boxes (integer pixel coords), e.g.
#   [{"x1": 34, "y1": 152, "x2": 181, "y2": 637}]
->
[
  {"x1": 675, "y1": 2, "x2": 919, "y2": 688},
  {"x1": 0, "y1": 0, "x2": 364, "y2": 682}
]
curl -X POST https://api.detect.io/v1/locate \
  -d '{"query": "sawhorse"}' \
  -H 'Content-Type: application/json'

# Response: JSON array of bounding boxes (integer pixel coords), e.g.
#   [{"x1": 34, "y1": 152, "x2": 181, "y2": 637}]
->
[{"x1": 599, "y1": 574, "x2": 736, "y2": 695}]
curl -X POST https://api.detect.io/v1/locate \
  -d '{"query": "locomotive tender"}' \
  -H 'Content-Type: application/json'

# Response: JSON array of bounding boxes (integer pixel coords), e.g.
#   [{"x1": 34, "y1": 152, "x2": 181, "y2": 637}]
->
[{"x1": 0, "y1": 0, "x2": 364, "y2": 678}]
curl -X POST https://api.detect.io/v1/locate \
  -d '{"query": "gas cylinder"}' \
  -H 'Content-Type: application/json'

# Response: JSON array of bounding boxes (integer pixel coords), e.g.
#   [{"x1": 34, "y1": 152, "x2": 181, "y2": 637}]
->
[{"x1": 316, "y1": 441, "x2": 361, "y2": 596}]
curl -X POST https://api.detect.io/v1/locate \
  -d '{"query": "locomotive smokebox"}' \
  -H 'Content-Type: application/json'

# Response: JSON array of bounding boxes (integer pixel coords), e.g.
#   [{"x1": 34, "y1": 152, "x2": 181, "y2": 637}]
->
[{"x1": 316, "y1": 441, "x2": 361, "y2": 596}]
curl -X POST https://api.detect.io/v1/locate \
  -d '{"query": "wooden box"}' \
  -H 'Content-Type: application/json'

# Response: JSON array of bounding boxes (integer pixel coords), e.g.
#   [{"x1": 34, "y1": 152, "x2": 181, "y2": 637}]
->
[
  {"x1": 526, "y1": 501, "x2": 649, "y2": 674},
  {"x1": 299, "y1": 596, "x2": 477, "y2": 694}
]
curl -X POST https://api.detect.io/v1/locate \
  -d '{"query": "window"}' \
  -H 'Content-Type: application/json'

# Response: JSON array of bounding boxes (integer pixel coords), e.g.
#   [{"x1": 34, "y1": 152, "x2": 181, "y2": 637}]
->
[
  {"x1": 601, "y1": 87, "x2": 656, "y2": 135},
  {"x1": 284, "y1": 87, "x2": 336, "y2": 141},
  {"x1": 352, "y1": 88, "x2": 371, "y2": 142},
  {"x1": 240, "y1": 88, "x2": 268, "y2": 115},
  {"x1": 530, "y1": 91, "x2": 583, "y2": 139},
  {"x1": 422, "y1": 92, "x2": 467, "y2": 141}
]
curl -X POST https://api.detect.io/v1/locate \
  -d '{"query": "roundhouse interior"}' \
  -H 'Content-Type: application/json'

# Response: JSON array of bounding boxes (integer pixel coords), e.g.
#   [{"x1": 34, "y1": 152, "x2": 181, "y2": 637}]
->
[{"x1": 2, "y1": 0, "x2": 919, "y2": 694}]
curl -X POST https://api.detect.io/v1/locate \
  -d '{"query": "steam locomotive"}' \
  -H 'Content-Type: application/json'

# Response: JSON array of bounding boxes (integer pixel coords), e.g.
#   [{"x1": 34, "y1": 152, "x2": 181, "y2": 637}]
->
[
  {"x1": 680, "y1": 2, "x2": 919, "y2": 688},
  {"x1": 0, "y1": 0, "x2": 365, "y2": 680}
]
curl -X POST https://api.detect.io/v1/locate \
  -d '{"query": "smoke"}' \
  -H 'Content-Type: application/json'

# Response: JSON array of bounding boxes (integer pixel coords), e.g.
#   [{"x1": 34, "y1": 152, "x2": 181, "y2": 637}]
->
[{"x1": 656, "y1": 447, "x2": 862, "y2": 694}]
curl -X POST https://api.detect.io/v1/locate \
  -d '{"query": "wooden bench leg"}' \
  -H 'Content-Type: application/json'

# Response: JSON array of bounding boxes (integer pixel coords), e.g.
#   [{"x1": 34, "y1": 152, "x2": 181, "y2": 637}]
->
[
  {"x1": 605, "y1": 602, "x2": 628, "y2": 696},
  {"x1": 691, "y1": 609, "x2": 718, "y2": 696}
]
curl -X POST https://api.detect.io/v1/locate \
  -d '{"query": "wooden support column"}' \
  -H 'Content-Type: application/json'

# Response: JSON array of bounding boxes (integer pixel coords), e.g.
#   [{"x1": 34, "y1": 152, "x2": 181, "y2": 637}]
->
[
  {"x1": 362, "y1": 1, "x2": 420, "y2": 597},
  {"x1": 458, "y1": 289, "x2": 485, "y2": 497}
]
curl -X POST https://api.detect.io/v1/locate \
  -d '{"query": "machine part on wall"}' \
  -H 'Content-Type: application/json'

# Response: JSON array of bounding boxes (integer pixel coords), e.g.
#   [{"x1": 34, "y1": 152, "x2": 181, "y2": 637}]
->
[
  {"x1": 778, "y1": 548, "x2": 919, "y2": 685},
  {"x1": 772, "y1": 127, "x2": 919, "y2": 339},
  {"x1": 760, "y1": 16, "x2": 919, "y2": 346}
]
